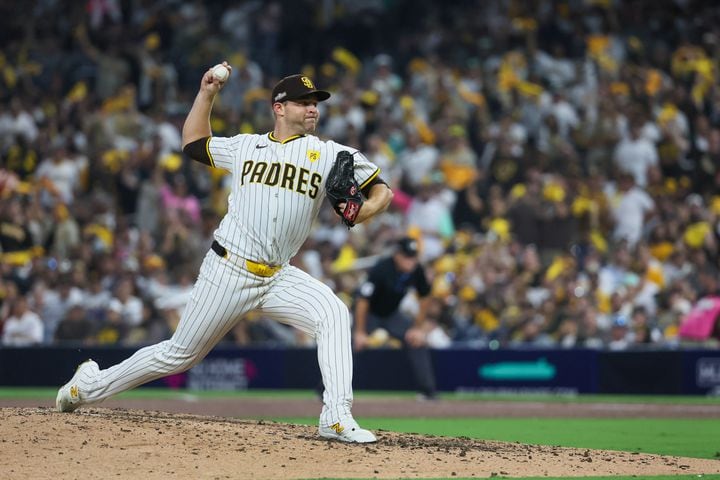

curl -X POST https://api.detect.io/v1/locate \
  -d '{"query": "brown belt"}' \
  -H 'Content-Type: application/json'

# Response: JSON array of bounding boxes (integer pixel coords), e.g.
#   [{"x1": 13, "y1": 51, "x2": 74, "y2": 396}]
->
[{"x1": 211, "y1": 240, "x2": 280, "y2": 277}]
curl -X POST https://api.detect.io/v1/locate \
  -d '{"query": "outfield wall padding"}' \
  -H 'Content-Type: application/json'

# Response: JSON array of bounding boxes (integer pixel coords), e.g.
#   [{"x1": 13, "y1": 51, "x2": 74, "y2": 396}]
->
[{"x1": 1, "y1": 346, "x2": 719, "y2": 395}]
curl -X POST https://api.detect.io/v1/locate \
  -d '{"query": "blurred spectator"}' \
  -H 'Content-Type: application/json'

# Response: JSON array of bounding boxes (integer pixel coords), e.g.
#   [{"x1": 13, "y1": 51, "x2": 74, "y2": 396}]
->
[
  {"x1": 83, "y1": 271, "x2": 112, "y2": 329},
  {"x1": 2, "y1": 296, "x2": 43, "y2": 346},
  {"x1": 54, "y1": 304, "x2": 94, "y2": 344},
  {"x1": 607, "y1": 314, "x2": 631, "y2": 351},
  {"x1": 160, "y1": 173, "x2": 201, "y2": 225},
  {"x1": 36, "y1": 145, "x2": 82, "y2": 206},
  {"x1": 610, "y1": 173, "x2": 655, "y2": 247},
  {"x1": 107, "y1": 276, "x2": 143, "y2": 330},
  {"x1": 135, "y1": 165, "x2": 165, "y2": 238},
  {"x1": 397, "y1": 130, "x2": 440, "y2": 193},
  {"x1": 0, "y1": 197, "x2": 36, "y2": 267},
  {"x1": 438, "y1": 125, "x2": 478, "y2": 192},
  {"x1": 405, "y1": 175, "x2": 455, "y2": 262},
  {"x1": 31, "y1": 277, "x2": 84, "y2": 343},
  {"x1": 613, "y1": 117, "x2": 659, "y2": 188},
  {"x1": 628, "y1": 306, "x2": 662, "y2": 346},
  {"x1": 124, "y1": 300, "x2": 168, "y2": 345},
  {"x1": 49, "y1": 203, "x2": 81, "y2": 260},
  {"x1": 579, "y1": 306, "x2": 605, "y2": 349}
]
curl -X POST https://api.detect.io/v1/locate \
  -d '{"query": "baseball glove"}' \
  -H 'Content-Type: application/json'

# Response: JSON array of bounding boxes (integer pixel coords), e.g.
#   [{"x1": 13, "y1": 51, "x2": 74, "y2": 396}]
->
[{"x1": 326, "y1": 150, "x2": 363, "y2": 228}]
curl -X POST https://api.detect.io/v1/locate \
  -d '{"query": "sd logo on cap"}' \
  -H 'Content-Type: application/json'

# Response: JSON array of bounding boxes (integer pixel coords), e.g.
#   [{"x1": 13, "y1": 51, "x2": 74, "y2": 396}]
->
[{"x1": 271, "y1": 74, "x2": 331, "y2": 104}]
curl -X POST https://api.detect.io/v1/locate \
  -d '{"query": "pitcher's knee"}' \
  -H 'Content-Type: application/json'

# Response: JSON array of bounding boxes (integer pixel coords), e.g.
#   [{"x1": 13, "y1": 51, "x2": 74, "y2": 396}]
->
[
  {"x1": 332, "y1": 300, "x2": 351, "y2": 329},
  {"x1": 313, "y1": 297, "x2": 351, "y2": 336},
  {"x1": 153, "y1": 341, "x2": 202, "y2": 374}
]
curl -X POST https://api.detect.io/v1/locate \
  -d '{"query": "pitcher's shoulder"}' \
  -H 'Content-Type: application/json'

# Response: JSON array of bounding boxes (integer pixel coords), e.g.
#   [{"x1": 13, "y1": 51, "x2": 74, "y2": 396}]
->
[
  {"x1": 219, "y1": 132, "x2": 262, "y2": 143},
  {"x1": 314, "y1": 137, "x2": 360, "y2": 154}
]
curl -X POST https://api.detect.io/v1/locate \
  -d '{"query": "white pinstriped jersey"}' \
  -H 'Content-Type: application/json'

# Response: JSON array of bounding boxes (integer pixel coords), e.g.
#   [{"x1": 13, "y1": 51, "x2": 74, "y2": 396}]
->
[{"x1": 207, "y1": 132, "x2": 380, "y2": 265}]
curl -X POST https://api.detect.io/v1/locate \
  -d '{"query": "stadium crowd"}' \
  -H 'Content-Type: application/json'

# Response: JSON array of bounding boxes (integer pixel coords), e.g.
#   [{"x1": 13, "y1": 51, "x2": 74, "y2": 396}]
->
[{"x1": 1, "y1": 0, "x2": 719, "y2": 350}]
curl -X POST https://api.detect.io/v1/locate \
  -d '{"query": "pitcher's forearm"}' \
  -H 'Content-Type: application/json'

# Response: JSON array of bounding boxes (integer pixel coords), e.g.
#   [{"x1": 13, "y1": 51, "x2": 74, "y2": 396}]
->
[{"x1": 356, "y1": 184, "x2": 393, "y2": 224}]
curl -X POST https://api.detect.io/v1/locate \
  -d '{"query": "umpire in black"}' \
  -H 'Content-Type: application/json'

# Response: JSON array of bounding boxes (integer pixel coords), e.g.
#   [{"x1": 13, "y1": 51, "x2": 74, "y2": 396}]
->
[{"x1": 353, "y1": 237, "x2": 437, "y2": 399}]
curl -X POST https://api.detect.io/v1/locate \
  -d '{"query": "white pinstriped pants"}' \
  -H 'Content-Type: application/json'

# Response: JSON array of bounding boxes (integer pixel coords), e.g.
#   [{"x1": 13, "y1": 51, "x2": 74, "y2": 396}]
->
[{"x1": 76, "y1": 249, "x2": 354, "y2": 426}]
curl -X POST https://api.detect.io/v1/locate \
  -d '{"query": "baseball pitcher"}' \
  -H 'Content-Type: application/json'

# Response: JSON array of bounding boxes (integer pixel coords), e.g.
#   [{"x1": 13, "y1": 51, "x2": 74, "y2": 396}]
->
[{"x1": 56, "y1": 64, "x2": 393, "y2": 443}]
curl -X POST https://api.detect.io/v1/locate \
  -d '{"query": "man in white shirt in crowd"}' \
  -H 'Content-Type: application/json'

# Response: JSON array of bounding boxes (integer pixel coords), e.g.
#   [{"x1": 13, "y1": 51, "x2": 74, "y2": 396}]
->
[
  {"x1": 2, "y1": 296, "x2": 44, "y2": 346},
  {"x1": 613, "y1": 118, "x2": 659, "y2": 188},
  {"x1": 611, "y1": 173, "x2": 655, "y2": 247}
]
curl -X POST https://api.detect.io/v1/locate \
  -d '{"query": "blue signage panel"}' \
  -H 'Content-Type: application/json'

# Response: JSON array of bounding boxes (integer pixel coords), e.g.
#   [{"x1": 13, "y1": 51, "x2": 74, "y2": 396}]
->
[
  {"x1": 4, "y1": 347, "x2": 719, "y2": 395},
  {"x1": 598, "y1": 350, "x2": 684, "y2": 394},
  {"x1": 682, "y1": 350, "x2": 720, "y2": 395},
  {"x1": 165, "y1": 347, "x2": 320, "y2": 390},
  {"x1": 432, "y1": 349, "x2": 599, "y2": 394}
]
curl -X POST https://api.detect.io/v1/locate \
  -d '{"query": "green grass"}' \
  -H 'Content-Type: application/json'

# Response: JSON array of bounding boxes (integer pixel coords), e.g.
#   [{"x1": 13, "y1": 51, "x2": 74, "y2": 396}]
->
[
  {"x1": 3, "y1": 387, "x2": 720, "y2": 404},
  {"x1": 451, "y1": 392, "x2": 720, "y2": 405},
  {"x1": 306, "y1": 477, "x2": 720, "y2": 480},
  {"x1": 274, "y1": 416, "x2": 720, "y2": 459}
]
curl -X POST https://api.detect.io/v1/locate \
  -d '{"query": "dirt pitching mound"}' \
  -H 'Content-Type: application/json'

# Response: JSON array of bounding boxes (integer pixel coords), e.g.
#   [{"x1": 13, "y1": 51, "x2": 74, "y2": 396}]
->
[{"x1": 2, "y1": 407, "x2": 719, "y2": 479}]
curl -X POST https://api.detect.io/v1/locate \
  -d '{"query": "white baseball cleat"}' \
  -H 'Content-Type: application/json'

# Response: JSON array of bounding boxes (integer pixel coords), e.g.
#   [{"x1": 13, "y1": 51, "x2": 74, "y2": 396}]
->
[
  {"x1": 319, "y1": 417, "x2": 377, "y2": 443},
  {"x1": 55, "y1": 359, "x2": 99, "y2": 413}
]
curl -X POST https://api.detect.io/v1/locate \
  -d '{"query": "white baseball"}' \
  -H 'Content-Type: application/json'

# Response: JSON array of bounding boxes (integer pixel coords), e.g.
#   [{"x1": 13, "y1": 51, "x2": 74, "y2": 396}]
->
[{"x1": 212, "y1": 64, "x2": 229, "y2": 82}]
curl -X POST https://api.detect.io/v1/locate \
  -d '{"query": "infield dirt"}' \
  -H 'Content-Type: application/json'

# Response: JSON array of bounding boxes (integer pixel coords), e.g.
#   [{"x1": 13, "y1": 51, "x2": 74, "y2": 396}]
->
[{"x1": 2, "y1": 398, "x2": 720, "y2": 479}]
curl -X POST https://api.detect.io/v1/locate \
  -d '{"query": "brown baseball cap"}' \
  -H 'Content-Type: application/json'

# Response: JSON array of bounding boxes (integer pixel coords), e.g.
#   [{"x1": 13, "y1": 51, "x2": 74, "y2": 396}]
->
[{"x1": 270, "y1": 74, "x2": 331, "y2": 104}]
